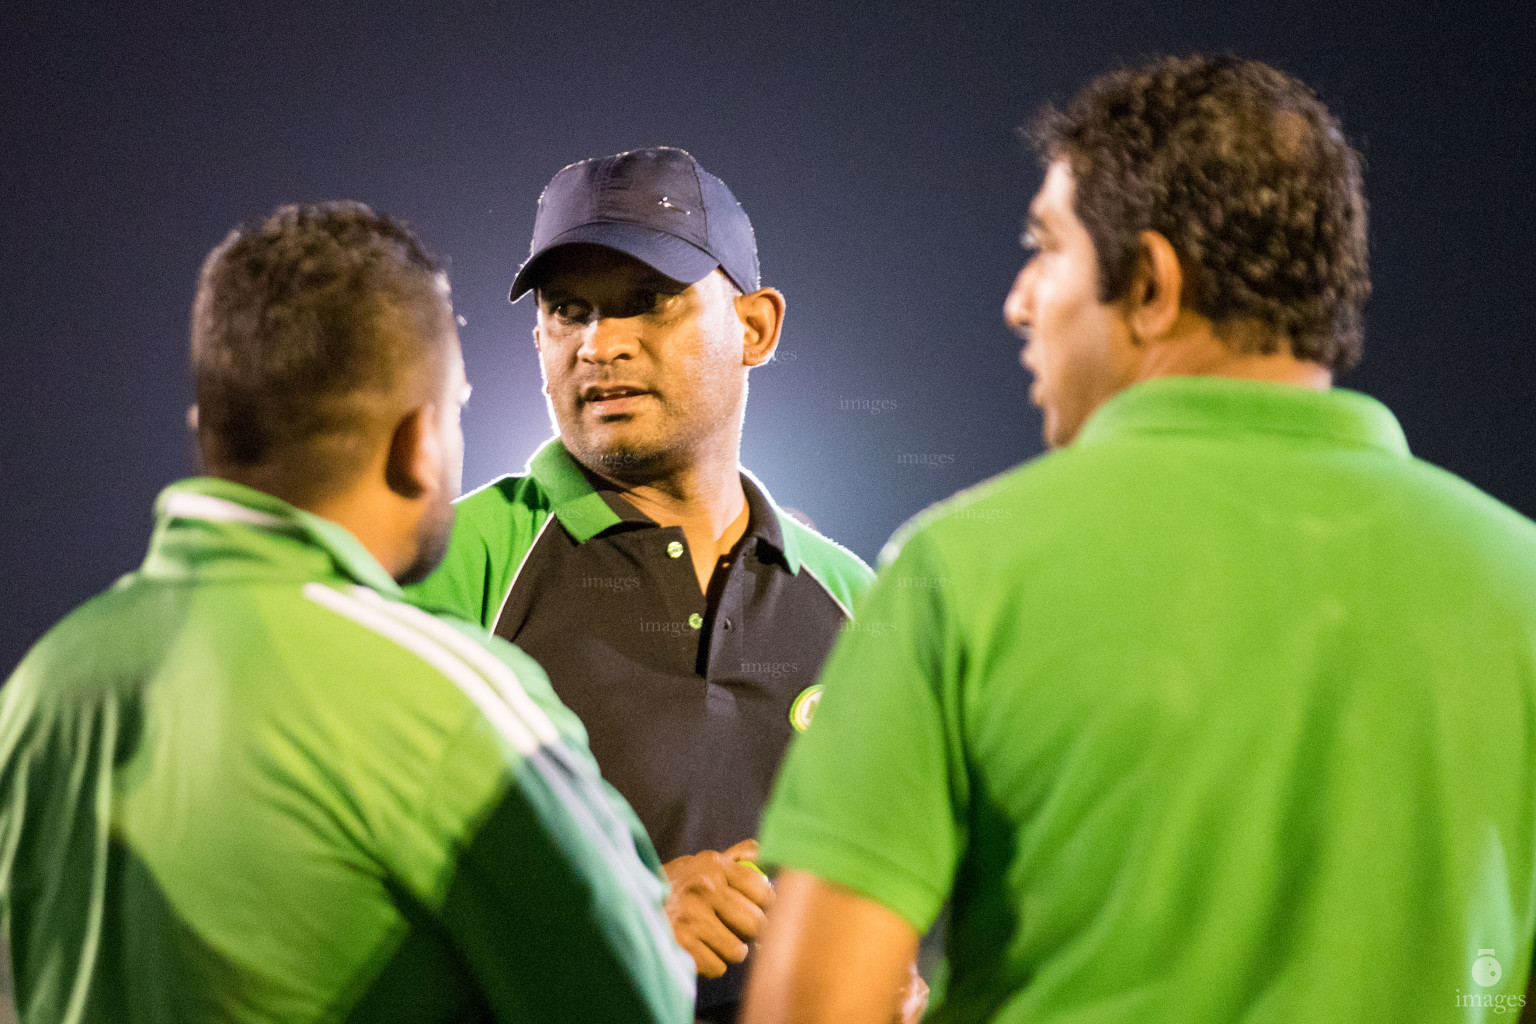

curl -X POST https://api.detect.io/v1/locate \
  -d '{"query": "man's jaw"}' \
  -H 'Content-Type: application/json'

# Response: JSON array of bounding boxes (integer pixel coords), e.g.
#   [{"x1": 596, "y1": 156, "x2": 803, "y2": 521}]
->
[{"x1": 560, "y1": 393, "x2": 669, "y2": 480}]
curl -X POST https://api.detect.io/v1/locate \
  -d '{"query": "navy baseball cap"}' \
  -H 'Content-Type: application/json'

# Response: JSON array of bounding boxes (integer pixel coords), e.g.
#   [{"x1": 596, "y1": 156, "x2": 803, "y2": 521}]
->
[{"x1": 509, "y1": 146, "x2": 760, "y2": 301}]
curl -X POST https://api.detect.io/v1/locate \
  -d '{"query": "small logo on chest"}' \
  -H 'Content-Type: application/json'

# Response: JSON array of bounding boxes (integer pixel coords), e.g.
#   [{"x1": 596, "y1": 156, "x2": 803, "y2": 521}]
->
[{"x1": 789, "y1": 684, "x2": 825, "y2": 733}]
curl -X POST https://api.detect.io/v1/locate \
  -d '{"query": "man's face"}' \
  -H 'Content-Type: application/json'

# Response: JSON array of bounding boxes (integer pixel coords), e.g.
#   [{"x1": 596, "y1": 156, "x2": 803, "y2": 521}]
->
[
  {"x1": 398, "y1": 328, "x2": 469, "y2": 585},
  {"x1": 532, "y1": 245, "x2": 748, "y2": 479},
  {"x1": 1004, "y1": 160, "x2": 1139, "y2": 448}
]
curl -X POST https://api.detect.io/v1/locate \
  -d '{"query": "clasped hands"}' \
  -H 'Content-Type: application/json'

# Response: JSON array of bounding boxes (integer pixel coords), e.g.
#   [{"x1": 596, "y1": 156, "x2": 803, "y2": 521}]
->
[
  {"x1": 663, "y1": 839, "x2": 929, "y2": 1023},
  {"x1": 663, "y1": 838, "x2": 771, "y2": 979}
]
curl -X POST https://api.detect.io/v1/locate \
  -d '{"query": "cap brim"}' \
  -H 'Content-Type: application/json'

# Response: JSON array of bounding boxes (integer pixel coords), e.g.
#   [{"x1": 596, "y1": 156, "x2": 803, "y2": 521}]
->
[{"x1": 509, "y1": 222, "x2": 721, "y2": 301}]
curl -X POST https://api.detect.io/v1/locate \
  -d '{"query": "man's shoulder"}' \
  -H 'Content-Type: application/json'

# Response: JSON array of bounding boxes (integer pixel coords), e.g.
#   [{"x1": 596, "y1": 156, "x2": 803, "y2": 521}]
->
[
  {"x1": 426, "y1": 609, "x2": 594, "y2": 746},
  {"x1": 448, "y1": 470, "x2": 560, "y2": 564},
  {"x1": 882, "y1": 437, "x2": 1536, "y2": 593},
  {"x1": 877, "y1": 459, "x2": 1043, "y2": 569},
  {"x1": 227, "y1": 581, "x2": 578, "y2": 765},
  {"x1": 6, "y1": 570, "x2": 313, "y2": 688},
  {"x1": 777, "y1": 514, "x2": 875, "y2": 614},
  {"x1": 450, "y1": 436, "x2": 590, "y2": 533},
  {"x1": 453, "y1": 472, "x2": 556, "y2": 535},
  {"x1": 1394, "y1": 455, "x2": 1536, "y2": 564},
  {"x1": 2, "y1": 575, "x2": 476, "y2": 741},
  {"x1": 3, "y1": 578, "x2": 152, "y2": 704}
]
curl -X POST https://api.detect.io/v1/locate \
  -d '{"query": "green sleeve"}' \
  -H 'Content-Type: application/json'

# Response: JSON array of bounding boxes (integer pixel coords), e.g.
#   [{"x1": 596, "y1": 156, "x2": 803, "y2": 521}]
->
[
  {"x1": 758, "y1": 529, "x2": 968, "y2": 933},
  {"x1": 451, "y1": 620, "x2": 666, "y2": 873},
  {"x1": 0, "y1": 644, "x2": 120, "y2": 1024},
  {"x1": 419, "y1": 719, "x2": 693, "y2": 1023}
]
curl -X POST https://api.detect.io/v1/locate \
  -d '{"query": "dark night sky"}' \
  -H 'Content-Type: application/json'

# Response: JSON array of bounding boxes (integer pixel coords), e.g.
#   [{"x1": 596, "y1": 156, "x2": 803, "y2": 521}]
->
[{"x1": 1, "y1": 1, "x2": 1532, "y2": 676}]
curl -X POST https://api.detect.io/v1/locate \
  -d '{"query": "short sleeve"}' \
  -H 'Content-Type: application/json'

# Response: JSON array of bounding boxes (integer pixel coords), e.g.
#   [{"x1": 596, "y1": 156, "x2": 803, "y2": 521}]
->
[{"x1": 758, "y1": 528, "x2": 968, "y2": 932}]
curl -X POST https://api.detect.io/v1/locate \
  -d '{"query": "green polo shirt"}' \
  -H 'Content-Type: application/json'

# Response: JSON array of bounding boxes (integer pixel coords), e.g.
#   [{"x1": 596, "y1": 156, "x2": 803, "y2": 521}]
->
[
  {"x1": 761, "y1": 376, "x2": 1536, "y2": 1022},
  {"x1": 0, "y1": 478, "x2": 694, "y2": 1023}
]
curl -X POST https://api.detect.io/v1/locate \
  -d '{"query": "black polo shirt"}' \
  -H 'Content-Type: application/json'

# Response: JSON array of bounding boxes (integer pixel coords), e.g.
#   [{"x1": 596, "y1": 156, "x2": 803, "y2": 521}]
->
[
  {"x1": 406, "y1": 438, "x2": 875, "y2": 1020},
  {"x1": 493, "y1": 469, "x2": 848, "y2": 866}
]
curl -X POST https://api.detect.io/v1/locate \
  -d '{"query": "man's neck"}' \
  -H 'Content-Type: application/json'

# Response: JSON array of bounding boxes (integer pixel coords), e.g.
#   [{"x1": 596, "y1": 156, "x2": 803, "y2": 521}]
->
[
  {"x1": 215, "y1": 462, "x2": 416, "y2": 581},
  {"x1": 589, "y1": 440, "x2": 740, "y2": 528},
  {"x1": 591, "y1": 443, "x2": 750, "y2": 595},
  {"x1": 1134, "y1": 321, "x2": 1332, "y2": 390}
]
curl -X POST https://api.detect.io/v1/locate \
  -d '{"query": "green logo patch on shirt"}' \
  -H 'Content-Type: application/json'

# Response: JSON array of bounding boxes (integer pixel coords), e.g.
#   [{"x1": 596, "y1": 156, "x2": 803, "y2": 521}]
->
[{"x1": 789, "y1": 684, "x2": 824, "y2": 732}]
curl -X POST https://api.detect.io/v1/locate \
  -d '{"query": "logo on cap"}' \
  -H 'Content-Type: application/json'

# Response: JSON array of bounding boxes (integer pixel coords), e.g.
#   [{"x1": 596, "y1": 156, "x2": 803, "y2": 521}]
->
[{"x1": 509, "y1": 146, "x2": 759, "y2": 301}]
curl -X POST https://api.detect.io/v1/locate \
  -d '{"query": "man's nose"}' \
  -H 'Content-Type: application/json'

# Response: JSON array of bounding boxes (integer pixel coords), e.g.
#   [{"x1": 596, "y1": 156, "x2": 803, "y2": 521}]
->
[
  {"x1": 1002, "y1": 265, "x2": 1034, "y2": 334},
  {"x1": 1003, "y1": 266, "x2": 1036, "y2": 370},
  {"x1": 577, "y1": 315, "x2": 639, "y2": 364}
]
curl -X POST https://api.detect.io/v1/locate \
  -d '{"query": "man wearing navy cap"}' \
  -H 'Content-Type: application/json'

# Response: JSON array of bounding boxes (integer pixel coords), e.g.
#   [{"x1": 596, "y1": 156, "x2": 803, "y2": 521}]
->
[{"x1": 406, "y1": 147, "x2": 875, "y2": 1023}]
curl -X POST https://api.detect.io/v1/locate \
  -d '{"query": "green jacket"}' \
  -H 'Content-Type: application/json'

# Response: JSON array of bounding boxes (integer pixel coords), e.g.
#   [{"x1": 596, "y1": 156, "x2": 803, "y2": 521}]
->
[
  {"x1": 407, "y1": 438, "x2": 873, "y2": 630},
  {"x1": 0, "y1": 477, "x2": 694, "y2": 1023}
]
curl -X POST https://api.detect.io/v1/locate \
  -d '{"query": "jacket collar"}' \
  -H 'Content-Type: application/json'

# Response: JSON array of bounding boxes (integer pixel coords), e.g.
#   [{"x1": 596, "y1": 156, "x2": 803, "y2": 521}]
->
[{"x1": 145, "y1": 477, "x2": 402, "y2": 595}]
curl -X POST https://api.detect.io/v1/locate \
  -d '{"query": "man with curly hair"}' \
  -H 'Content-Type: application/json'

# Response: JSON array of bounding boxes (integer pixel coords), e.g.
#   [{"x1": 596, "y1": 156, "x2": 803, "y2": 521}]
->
[{"x1": 743, "y1": 56, "x2": 1536, "y2": 1022}]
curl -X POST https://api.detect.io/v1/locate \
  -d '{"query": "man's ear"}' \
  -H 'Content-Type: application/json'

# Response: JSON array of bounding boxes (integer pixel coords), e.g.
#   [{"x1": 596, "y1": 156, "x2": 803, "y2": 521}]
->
[
  {"x1": 736, "y1": 287, "x2": 786, "y2": 367},
  {"x1": 384, "y1": 403, "x2": 442, "y2": 500},
  {"x1": 1126, "y1": 230, "x2": 1184, "y2": 343}
]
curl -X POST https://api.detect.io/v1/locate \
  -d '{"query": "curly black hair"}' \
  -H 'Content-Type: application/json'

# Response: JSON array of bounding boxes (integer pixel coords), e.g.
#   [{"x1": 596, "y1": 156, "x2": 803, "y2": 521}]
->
[
  {"x1": 1030, "y1": 55, "x2": 1369, "y2": 372},
  {"x1": 191, "y1": 201, "x2": 451, "y2": 487}
]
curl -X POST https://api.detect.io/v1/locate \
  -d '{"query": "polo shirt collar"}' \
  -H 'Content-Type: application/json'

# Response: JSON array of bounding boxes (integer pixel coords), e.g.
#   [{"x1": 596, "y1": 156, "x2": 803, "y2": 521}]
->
[
  {"x1": 1076, "y1": 376, "x2": 1410, "y2": 457},
  {"x1": 739, "y1": 470, "x2": 787, "y2": 556},
  {"x1": 147, "y1": 477, "x2": 403, "y2": 595},
  {"x1": 527, "y1": 438, "x2": 626, "y2": 542},
  {"x1": 525, "y1": 437, "x2": 803, "y2": 573}
]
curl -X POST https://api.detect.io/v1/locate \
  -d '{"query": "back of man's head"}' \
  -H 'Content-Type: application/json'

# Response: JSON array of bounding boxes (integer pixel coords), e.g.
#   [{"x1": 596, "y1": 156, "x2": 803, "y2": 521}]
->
[
  {"x1": 191, "y1": 201, "x2": 452, "y2": 502},
  {"x1": 1032, "y1": 55, "x2": 1369, "y2": 372}
]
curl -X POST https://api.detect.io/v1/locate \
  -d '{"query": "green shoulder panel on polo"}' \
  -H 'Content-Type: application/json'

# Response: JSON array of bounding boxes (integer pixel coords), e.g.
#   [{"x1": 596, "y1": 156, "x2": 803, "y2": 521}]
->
[
  {"x1": 0, "y1": 477, "x2": 693, "y2": 1023},
  {"x1": 764, "y1": 481, "x2": 873, "y2": 617},
  {"x1": 761, "y1": 377, "x2": 1536, "y2": 1023},
  {"x1": 406, "y1": 438, "x2": 874, "y2": 625}
]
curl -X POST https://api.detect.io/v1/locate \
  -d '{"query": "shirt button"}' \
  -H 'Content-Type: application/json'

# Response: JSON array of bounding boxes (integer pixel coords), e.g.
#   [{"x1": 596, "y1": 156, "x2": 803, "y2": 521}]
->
[
  {"x1": 667, "y1": 540, "x2": 685, "y2": 559},
  {"x1": 688, "y1": 612, "x2": 704, "y2": 630}
]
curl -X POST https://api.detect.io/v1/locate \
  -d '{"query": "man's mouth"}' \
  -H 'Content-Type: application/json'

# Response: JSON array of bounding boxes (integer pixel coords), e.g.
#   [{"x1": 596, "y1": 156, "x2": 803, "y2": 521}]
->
[
  {"x1": 579, "y1": 384, "x2": 653, "y2": 415},
  {"x1": 1020, "y1": 349, "x2": 1044, "y2": 406}
]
